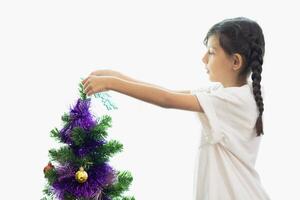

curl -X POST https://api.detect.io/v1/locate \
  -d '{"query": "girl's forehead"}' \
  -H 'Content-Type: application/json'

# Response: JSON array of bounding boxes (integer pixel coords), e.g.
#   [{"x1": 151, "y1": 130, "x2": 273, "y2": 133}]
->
[{"x1": 207, "y1": 36, "x2": 219, "y2": 49}]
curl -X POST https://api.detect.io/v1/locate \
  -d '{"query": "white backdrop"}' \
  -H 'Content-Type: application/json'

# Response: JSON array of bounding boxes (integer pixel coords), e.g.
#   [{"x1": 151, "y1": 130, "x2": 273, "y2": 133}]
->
[{"x1": 1, "y1": 0, "x2": 299, "y2": 199}]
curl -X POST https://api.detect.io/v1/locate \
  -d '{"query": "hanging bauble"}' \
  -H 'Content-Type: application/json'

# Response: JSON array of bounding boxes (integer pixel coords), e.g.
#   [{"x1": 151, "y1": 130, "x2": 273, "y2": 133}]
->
[
  {"x1": 43, "y1": 162, "x2": 54, "y2": 174},
  {"x1": 75, "y1": 166, "x2": 88, "y2": 183}
]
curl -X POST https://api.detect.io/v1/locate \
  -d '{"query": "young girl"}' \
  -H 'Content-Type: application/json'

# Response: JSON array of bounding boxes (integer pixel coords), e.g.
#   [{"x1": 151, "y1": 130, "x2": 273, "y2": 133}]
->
[{"x1": 82, "y1": 17, "x2": 271, "y2": 200}]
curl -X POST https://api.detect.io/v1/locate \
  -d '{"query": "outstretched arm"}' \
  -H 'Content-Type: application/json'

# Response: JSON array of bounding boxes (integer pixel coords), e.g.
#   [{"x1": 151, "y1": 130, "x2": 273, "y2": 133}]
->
[
  {"x1": 90, "y1": 69, "x2": 191, "y2": 94},
  {"x1": 82, "y1": 72, "x2": 201, "y2": 112},
  {"x1": 109, "y1": 77, "x2": 203, "y2": 112},
  {"x1": 109, "y1": 77, "x2": 170, "y2": 108},
  {"x1": 113, "y1": 72, "x2": 191, "y2": 94}
]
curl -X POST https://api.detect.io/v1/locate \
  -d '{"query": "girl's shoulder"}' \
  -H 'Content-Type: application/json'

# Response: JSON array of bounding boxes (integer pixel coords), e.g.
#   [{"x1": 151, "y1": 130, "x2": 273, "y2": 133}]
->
[
  {"x1": 221, "y1": 80, "x2": 265, "y2": 102},
  {"x1": 191, "y1": 80, "x2": 265, "y2": 102},
  {"x1": 191, "y1": 82, "x2": 223, "y2": 94}
]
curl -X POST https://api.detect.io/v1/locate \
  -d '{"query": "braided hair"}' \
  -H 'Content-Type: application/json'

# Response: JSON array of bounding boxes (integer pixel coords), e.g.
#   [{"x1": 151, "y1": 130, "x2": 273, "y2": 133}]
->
[{"x1": 203, "y1": 17, "x2": 265, "y2": 136}]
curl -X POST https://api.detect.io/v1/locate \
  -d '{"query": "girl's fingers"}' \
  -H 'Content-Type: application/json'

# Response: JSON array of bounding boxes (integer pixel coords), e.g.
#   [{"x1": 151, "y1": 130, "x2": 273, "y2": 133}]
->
[
  {"x1": 83, "y1": 77, "x2": 92, "y2": 89},
  {"x1": 84, "y1": 85, "x2": 92, "y2": 96},
  {"x1": 82, "y1": 79, "x2": 89, "y2": 92},
  {"x1": 82, "y1": 74, "x2": 96, "y2": 84},
  {"x1": 82, "y1": 77, "x2": 88, "y2": 84},
  {"x1": 82, "y1": 75, "x2": 97, "y2": 95},
  {"x1": 83, "y1": 82, "x2": 88, "y2": 91},
  {"x1": 82, "y1": 75, "x2": 93, "y2": 84}
]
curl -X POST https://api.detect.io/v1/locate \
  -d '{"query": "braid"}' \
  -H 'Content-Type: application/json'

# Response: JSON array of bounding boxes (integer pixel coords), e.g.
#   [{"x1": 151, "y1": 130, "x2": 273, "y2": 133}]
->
[{"x1": 249, "y1": 39, "x2": 264, "y2": 136}]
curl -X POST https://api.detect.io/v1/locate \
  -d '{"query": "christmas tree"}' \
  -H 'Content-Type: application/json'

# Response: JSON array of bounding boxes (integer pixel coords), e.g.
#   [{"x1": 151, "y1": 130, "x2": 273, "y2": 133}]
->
[{"x1": 42, "y1": 79, "x2": 135, "y2": 200}]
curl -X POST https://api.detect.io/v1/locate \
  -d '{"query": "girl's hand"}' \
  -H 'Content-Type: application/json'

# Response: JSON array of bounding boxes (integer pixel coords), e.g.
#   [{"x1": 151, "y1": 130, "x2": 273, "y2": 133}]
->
[
  {"x1": 90, "y1": 69, "x2": 121, "y2": 78},
  {"x1": 81, "y1": 75, "x2": 112, "y2": 96}
]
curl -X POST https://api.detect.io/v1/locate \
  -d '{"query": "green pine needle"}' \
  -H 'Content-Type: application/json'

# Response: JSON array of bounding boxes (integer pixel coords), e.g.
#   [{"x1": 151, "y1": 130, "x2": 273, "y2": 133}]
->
[
  {"x1": 101, "y1": 140, "x2": 124, "y2": 157},
  {"x1": 49, "y1": 146, "x2": 76, "y2": 164},
  {"x1": 63, "y1": 193, "x2": 77, "y2": 200},
  {"x1": 44, "y1": 168, "x2": 58, "y2": 185},
  {"x1": 99, "y1": 115, "x2": 113, "y2": 128},
  {"x1": 104, "y1": 170, "x2": 134, "y2": 198},
  {"x1": 90, "y1": 115, "x2": 112, "y2": 141},
  {"x1": 41, "y1": 184, "x2": 55, "y2": 200},
  {"x1": 79, "y1": 78, "x2": 87, "y2": 100},
  {"x1": 122, "y1": 196, "x2": 136, "y2": 200},
  {"x1": 61, "y1": 112, "x2": 70, "y2": 123},
  {"x1": 90, "y1": 139, "x2": 123, "y2": 164},
  {"x1": 71, "y1": 127, "x2": 87, "y2": 146},
  {"x1": 50, "y1": 127, "x2": 63, "y2": 143}
]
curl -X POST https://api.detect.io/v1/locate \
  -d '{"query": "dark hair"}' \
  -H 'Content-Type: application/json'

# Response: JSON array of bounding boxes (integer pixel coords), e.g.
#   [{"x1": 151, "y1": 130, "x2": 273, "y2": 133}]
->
[{"x1": 203, "y1": 17, "x2": 265, "y2": 137}]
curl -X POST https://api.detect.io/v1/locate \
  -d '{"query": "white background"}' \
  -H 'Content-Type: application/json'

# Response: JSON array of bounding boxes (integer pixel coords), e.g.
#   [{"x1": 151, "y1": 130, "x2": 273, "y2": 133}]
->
[{"x1": 1, "y1": 0, "x2": 299, "y2": 199}]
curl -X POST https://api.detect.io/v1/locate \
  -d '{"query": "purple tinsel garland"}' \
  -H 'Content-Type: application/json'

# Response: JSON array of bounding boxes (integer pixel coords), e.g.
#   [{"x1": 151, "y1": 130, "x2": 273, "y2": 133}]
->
[
  {"x1": 60, "y1": 98, "x2": 97, "y2": 145},
  {"x1": 52, "y1": 163, "x2": 117, "y2": 199}
]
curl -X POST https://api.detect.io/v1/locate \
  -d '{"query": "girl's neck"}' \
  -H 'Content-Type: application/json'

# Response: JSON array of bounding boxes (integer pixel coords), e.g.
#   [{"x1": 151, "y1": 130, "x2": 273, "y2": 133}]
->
[{"x1": 221, "y1": 79, "x2": 249, "y2": 88}]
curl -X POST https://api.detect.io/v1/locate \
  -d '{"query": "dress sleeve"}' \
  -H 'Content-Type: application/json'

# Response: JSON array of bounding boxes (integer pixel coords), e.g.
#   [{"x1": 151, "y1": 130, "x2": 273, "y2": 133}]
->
[{"x1": 190, "y1": 85, "x2": 228, "y2": 145}]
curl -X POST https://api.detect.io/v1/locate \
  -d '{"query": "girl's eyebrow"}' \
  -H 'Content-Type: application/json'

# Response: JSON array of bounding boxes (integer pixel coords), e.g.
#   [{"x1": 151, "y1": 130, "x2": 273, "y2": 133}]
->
[{"x1": 207, "y1": 45, "x2": 217, "y2": 50}]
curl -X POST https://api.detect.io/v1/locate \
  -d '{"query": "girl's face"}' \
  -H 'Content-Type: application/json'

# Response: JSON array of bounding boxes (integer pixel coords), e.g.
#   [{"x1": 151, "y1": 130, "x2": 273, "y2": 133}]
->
[{"x1": 202, "y1": 34, "x2": 241, "y2": 84}]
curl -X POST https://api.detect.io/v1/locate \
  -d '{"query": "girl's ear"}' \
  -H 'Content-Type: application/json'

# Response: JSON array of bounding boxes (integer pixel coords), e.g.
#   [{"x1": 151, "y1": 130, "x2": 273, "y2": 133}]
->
[{"x1": 231, "y1": 53, "x2": 243, "y2": 71}]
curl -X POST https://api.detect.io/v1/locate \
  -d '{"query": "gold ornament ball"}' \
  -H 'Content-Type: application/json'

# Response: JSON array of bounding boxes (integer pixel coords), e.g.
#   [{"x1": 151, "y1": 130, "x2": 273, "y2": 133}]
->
[{"x1": 75, "y1": 167, "x2": 88, "y2": 183}]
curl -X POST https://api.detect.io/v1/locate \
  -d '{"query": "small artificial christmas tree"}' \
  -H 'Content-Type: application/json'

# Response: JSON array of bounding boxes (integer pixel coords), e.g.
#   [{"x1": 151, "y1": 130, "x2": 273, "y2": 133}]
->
[{"x1": 42, "y1": 79, "x2": 135, "y2": 200}]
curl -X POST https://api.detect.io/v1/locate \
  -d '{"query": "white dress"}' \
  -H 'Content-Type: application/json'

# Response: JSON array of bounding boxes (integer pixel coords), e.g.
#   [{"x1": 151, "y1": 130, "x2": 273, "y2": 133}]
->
[{"x1": 190, "y1": 81, "x2": 271, "y2": 200}]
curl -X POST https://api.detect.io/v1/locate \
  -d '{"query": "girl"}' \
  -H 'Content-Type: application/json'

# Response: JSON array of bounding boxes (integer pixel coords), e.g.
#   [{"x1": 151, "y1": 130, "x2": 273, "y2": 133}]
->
[{"x1": 82, "y1": 17, "x2": 271, "y2": 200}]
